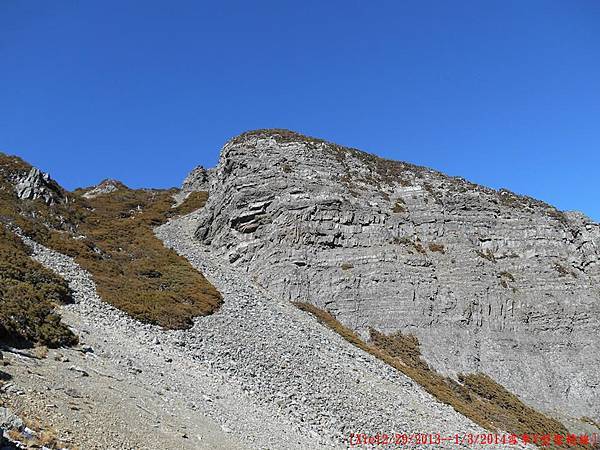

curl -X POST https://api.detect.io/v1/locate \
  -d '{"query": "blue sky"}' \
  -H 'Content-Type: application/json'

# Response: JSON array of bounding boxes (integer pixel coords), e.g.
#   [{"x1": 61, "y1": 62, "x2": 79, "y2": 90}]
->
[{"x1": 1, "y1": 1, "x2": 599, "y2": 220}]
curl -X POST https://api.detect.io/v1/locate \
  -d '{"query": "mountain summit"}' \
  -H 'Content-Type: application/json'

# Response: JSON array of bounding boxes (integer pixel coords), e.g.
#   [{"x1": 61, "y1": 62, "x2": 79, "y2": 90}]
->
[
  {"x1": 0, "y1": 132, "x2": 598, "y2": 449},
  {"x1": 195, "y1": 129, "x2": 600, "y2": 426}
]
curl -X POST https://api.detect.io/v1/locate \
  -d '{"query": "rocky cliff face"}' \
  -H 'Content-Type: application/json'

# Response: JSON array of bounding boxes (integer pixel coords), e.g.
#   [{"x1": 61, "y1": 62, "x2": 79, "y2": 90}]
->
[
  {"x1": 14, "y1": 167, "x2": 65, "y2": 205},
  {"x1": 173, "y1": 166, "x2": 210, "y2": 205},
  {"x1": 194, "y1": 129, "x2": 600, "y2": 424}
]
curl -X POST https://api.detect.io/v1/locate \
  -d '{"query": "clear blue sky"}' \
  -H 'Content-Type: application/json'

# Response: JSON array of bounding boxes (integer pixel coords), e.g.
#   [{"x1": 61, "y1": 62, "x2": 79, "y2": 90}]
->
[{"x1": 1, "y1": 1, "x2": 599, "y2": 220}]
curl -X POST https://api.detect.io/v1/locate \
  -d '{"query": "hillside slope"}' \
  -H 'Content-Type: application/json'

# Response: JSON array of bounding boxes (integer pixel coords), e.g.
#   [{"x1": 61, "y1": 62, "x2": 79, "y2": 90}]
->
[
  {"x1": 0, "y1": 153, "x2": 533, "y2": 449},
  {"x1": 3, "y1": 209, "x2": 531, "y2": 449},
  {"x1": 194, "y1": 129, "x2": 600, "y2": 426}
]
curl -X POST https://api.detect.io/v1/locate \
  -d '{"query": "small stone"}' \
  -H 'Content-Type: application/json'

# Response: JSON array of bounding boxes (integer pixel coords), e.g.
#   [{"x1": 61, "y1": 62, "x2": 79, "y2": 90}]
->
[{"x1": 68, "y1": 365, "x2": 89, "y2": 377}]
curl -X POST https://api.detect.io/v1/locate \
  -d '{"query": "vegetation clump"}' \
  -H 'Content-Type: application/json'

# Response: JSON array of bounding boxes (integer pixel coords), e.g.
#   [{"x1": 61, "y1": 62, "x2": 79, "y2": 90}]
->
[
  {"x1": 170, "y1": 191, "x2": 210, "y2": 217},
  {"x1": 392, "y1": 199, "x2": 406, "y2": 213},
  {"x1": 428, "y1": 243, "x2": 445, "y2": 253},
  {"x1": 0, "y1": 153, "x2": 221, "y2": 332},
  {"x1": 553, "y1": 263, "x2": 578, "y2": 279},
  {"x1": 392, "y1": 236, "x2": 426, "y2": 254},
  {"x1": 499, "y1": 271, "x2": 515, "y2": 288},
  {"x1": 5, "y1": 415, "x2": 72, "y2": 449},
  {"x1": 48, "y1": 187, "x2": 222, "y2": 329},
  {"x1": 476, "y1": 249, "x2": 497, "y2": 263},
  {"x1": 0, "y1": 225, "x2": 77, "y2": 348}
]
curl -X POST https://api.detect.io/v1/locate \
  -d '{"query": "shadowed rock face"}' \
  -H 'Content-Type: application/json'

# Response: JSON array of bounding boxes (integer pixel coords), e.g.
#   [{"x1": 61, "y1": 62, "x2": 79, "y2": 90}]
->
[{"x1": 194, "y1": 129, "x2": 600, "y2": 424}]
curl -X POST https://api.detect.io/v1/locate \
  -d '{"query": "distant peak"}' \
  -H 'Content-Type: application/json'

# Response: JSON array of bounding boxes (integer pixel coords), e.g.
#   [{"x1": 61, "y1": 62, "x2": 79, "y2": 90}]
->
[{"x1": 82, "y1": 179, "x2": 127, "y2": 199}]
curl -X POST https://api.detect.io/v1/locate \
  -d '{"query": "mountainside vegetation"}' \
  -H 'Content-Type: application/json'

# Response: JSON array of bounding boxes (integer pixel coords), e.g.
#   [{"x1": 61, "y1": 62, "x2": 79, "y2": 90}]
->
[
  {"x1": 49, "y1": 188, "x2": 221, "y2": 329},
  {"x1": 0, "y1": 224, "x2": 77, "y2": 348},
  {"x1": 0, "y1": 154, "x2": 80, "y2": 347},
  {"x1": 294, "y1": 302, "x2": 587, "y2": 448},
  {"x1": 0, "y1": 153, "x2": 221, "y2": 339}
]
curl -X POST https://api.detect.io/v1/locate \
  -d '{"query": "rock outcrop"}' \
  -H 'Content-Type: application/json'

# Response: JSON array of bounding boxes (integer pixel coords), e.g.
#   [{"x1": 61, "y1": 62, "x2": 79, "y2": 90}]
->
[
  {"x1": 182, "y1": 165, "x2": 209, "y2": 192},
  {"x1": 14, "y1": 167, "x2": 64, "y2": 205},
  {"x1": 5, "y1": 211, "x2": 531, "y2": 449},
  {"x1": 82, "y1": 179, "x2": 126, "y2": 199},
  {"x1": 194, "y1": 129, "x2": 600, "y2": 425},
  {"x1": 173, "y1": 166, "x2": 210, "y2": 205}
]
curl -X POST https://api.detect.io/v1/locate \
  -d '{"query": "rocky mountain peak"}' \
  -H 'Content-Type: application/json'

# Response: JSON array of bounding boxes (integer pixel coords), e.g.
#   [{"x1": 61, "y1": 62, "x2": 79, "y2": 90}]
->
[
  {"x1": 1, "y1": 136, "x2": 598, "y2": 448},
  {"x1": 172, "y1": 165, "x2": 210, "y2": 206},
  {"x1": 182, "y1": 165, "x2": 209, "y2": 192},
  {"x1": 194, "y1": 129, "x2": 600, "y2": 426},
  {"x1": 82, "y1": 179, "x2": 127, "y2": 199}
]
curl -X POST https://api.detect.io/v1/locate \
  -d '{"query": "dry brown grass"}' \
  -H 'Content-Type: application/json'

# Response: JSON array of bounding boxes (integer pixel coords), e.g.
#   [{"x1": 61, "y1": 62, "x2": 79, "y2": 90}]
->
[
  {"x1": 581, "y1": 416, "x2": 600, "y2": 430},
  {"x1": 0, "y1": 153, "x2": 221, "y2": 332},
  {"x1": 0, "y1": 224, "x2": 77, "y2": 348},
  {"x1": 170, "y1": 191, "x2": 209, "y2": 217},
  {"x1": 428, "y1": 243, "x2": 446, "y2": 253},
  {"x1": 33, "y1": 345, "x2": 49, "y2": 359},
  {"x1": 47, "y1": 188, "x2": 222, "y2": 329},
  {"x1": 392, "y1": 237, "x2": 426, "y2": 254},
  {"x1": 6, "y1": 416, "x2": 72, "y2": 449},
  {"x1": 294, "y1": 302, "x2": 578, "y2": 445},
  {"x1": 392, "y1": 199, "x2": 406, "y2": 213},
  {"x1": 499, "y1": 271, "x2": 515, "y2": 282},
  {"x1": 476, "y1": 249, "x2": 497, "y2": 263},
  {"x1": 554, "y1": 263, "x2": 578, "y2": 279}
]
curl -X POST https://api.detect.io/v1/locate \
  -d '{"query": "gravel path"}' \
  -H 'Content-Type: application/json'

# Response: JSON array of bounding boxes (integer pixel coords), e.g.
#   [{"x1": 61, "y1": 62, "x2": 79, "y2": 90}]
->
[{"x1": 2, "y1": 215, "x2": 531, "y2": 449}]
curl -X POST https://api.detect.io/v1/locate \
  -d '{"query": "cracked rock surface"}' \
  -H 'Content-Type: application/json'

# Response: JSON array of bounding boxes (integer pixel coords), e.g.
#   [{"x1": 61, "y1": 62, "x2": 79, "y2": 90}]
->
[
  {"x1": 193, "y1": 130, "x2": 600, "y2": 424},
  {"x1": 14, "y1": 167, "x2": 64, "y2": 205}
]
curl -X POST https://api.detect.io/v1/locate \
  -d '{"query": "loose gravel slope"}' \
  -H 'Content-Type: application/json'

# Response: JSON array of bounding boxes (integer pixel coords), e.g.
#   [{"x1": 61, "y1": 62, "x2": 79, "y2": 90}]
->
[{"x1": 3, "y1": 211, "x2": 531, "y2": 449}]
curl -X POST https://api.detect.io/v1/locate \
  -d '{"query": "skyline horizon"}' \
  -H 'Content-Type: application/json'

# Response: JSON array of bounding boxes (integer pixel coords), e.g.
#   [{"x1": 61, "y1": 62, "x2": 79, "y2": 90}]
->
[
  {"x1": 2, "y1": 2, "x2": 599, "y2": 221},
  {"x1": 3, "y1": 126, "x2": 599, "y2": 223}
]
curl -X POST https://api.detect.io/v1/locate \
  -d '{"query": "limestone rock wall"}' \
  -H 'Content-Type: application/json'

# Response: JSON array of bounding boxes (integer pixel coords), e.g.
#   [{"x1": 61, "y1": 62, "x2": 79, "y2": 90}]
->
[{"x1": 194, "y1": 130, "x2": 600, "y2": 423}]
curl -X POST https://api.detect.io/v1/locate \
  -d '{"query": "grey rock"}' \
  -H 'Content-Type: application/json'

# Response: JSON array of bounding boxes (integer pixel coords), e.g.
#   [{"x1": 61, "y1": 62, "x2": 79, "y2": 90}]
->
[
  {"x1": 182, "y1": 166, "x2": 209, "y2": 192},
  {"x1": 14, "y1": 167, "x2": 64, "y2": 205},
  {"x1": 0, "y1": 406, "x2": 23, "y2": 430},
  {"x1": 82, "y1": 179, "x2": 125, "y2": 199},
  {"x1": 68, "y1": 365, "x2": 89, "y2": 377},
  {"x1": 173, "y1": 166, "x2": 210, "y2": 206},
  {"x1": 18, "y1": 208, "x2": 531, "y2": 449},
  {"x1": 194, "y1": 130, "x2": 600, "y2": 424}
]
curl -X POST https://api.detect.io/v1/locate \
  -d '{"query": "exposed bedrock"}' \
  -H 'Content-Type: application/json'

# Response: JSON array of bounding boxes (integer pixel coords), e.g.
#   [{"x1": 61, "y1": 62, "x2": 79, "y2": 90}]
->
[{"x1": 194, "y1": 130, "x2": 600, "y2": 423}]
